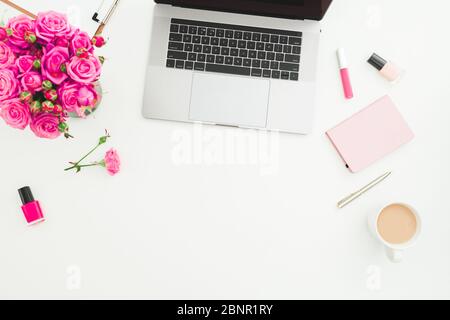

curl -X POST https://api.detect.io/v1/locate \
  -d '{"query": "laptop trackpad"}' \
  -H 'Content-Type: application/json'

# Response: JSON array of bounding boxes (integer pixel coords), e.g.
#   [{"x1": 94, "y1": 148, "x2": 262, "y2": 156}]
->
[{"x1": 189, "y1": 73, "x2": 270, "y2": 128}]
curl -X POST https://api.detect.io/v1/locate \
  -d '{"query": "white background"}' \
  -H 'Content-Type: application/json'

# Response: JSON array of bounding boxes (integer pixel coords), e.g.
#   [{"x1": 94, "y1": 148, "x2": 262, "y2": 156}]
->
[{"x1": 1, "y1": 0, "x2": 449, "y2": 299}]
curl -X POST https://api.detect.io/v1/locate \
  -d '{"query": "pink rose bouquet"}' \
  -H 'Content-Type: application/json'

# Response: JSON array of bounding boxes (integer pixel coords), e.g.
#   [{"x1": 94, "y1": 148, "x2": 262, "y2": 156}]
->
[{"x1": 0, "y1": 11, "x2": 106, "y2": 139}]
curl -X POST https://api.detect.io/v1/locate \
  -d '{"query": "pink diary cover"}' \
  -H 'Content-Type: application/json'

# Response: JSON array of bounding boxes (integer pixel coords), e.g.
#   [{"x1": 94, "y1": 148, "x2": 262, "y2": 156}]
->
[{"x1": 326, "y1": 95, "x2": 414, "y2": 173}]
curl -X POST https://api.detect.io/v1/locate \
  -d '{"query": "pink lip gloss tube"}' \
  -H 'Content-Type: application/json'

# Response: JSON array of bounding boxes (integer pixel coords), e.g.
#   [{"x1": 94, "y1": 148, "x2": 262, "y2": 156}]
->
[
  {"x1": 18, "y1": 186, "x2": 45, "y2": 225},
  {"x1": 337, "y1": 48, "x2": 354, "y2": 99}
]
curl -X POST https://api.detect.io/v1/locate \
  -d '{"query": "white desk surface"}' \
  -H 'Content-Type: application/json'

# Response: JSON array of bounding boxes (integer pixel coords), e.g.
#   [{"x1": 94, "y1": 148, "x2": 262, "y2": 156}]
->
[{"x1": 1, "y1": 0, "x2": 449, "y2": 300}]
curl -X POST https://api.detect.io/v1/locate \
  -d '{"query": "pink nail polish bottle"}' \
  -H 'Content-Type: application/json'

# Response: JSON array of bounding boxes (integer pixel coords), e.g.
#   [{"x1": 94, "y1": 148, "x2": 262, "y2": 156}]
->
[
  {"x1": 368, "y1": 53, "x2": 404, "y2": 83},
  {"x1": 18, "y1": 186, "x2": 45, "y2": 225}
]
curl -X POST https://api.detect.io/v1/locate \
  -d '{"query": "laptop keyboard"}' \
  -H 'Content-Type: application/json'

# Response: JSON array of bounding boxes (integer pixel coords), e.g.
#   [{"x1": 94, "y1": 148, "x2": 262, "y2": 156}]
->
[{"x1": 166, "y1": 18, "x2": 302, "y2": 81}]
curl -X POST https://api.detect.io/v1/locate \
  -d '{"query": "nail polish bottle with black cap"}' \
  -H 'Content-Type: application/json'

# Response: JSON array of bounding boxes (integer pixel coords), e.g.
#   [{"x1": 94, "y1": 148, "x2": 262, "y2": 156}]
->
[{"x1": 18, "y1": 186, "x2": 45, "y2": 225}]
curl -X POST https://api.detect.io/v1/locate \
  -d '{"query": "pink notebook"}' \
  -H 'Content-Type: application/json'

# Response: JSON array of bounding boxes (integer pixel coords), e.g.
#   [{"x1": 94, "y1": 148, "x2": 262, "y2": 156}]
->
[{"x1": 326, "y1": 95, "x2": 414, "y2": 173}]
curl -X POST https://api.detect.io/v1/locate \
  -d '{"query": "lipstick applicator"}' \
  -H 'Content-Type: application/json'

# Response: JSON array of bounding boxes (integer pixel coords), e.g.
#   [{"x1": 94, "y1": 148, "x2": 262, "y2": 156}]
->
[
  {"x1": 18, "y1": 186, "x2": 45, "y2": 225},
  {"x1": 337, "y1": 48, "x2": 354, "y2": 99}
]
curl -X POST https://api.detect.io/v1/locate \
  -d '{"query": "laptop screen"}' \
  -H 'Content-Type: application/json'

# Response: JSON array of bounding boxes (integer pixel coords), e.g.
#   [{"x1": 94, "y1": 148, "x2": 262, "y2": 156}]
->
[{"x1": 155, "y1": 0, "x2": 332, "y2": 20}]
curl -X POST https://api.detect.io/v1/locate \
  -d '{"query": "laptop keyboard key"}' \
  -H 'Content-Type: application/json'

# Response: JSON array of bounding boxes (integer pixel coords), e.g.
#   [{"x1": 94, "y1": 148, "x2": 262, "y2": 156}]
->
[
  {"x1": 290, "y1": 72, "x2": 299, "y2": 81},
  {"x1": 183, "y1": 34, "x2": 192, "y2": 42},
  {"x1": 203, "y1": 46, "x2": 211, "y2": 54},
  {"x1": 261, "y1": 60, "x2": 270, "y2": 69},
  {"x1": 206, "y1": 64, "x2": 251, "y2": 76},
  {"x1": 234, "y1": 31, "x2": 243, "y2": 39},
  {"x1": 216, "y1": 56, "x2": 224, "y2": 64},
  {"x1": 188, "y1": 53, "x2": 196, "y2": 61},
  {"x1": 270, "y1": 35, "x2": 279, "y2": 43},
  {"x1": 194, "y1": 62, "x2": 205, "y2": 71},
  {"x1": 175, "y1": 60, "x2": 184, "y2": 69},
  {"x1": 262, "y1": 34, "x2": 270, "y2": 42},
  {"x1": 293, "y1": 46, "x2": 301, "y2": 55},
  {"x1": 225, "y1": 57, "x2": 233, "y2": 65},
  {"x1": 166, "y1": 59, "x2": 175, "y2": 68},
  {"x1": 253, "y1": 33, "x2": 261, "y2": 42},
  {"x1": 201, "y1": 37, "x2": 210, "y2": 45},
  {"x1": 216, "y1": 29, "x2": 224, "y2": 37},
  {"x1": 225, "y1": 30, "x2": 233, "y2": 38},
  {"x1": 212, "y1": 46, "x2": 221, "y2": 54},
  {"x1": 184, "y1": 44, "x2": 193, "y2": 52},
  {"x1": 251, "y1": 68, "x2": 262, "y2": 77},
  {"x1": 289, "y1": 37, "x2": 302, "y2": 46},
  {"x1": 211, "y1": 37, "x2": 219, "y2": 46},
  {"x1": 188, "y1": 26, "x2": 197, "y2": 34},
  {"x1": 198, "y1": 27, "x2": 206, "y2": 35},
  {"x1": 234, "y1": 58, "x2": 243, "y2": 66},
  {"x1": 285, "y1": 54, "x2": 300, "y2": 63},
  {"x1": 280, "y1": 62, "x2": 299, "y2": 72},
  {"x1": 192, "y1": 36, "x2": 201, "y2": 43},
  {"x1": 168, "y1": 42, "x2": 184, "y2": 51},
  {"x1": 272, "y1": 70, "x2": 280, "y2": 79},
  {"x1": 239, "y1": 49, "x2": 248, "y2": 58},
  {"x1": 263, "y1": 69, "x2": 271, "y2": 78},
  {"x1": 249, "y1": 50, "x2": 257, "y2": 59},
  {"x1": 207, "y1": 28, "x2": 215, "y2": 36},
  {"x1": 252, "y1": 60, "x2": 261, "y2": 68},
  {"x1": 274, "y1": 44, "x2": 283, "y2": 53},
  {"x1": 169, "y1": 33, "x2": 183, "y2": 42},
  {"x1": 167, "y1": 50, "x2": 187, "y2": 60},
  {"x1": 229, "y1": 40, "x2": 237, "y2": 48},
  {"x1": 244, "y1": 32, "x2": 252, "y2": 40},
  {"x1": 266, "y1": 52, "x2": 275, "y2": 60},
  {"x1": 185, "y1": 61, "x2": 194, "y2": 70},
  {"x1": 207, "y1": 55, "x2": 215, "y2": 63},
  {"x1": 276, "y1": 53, "x2": 284, "y2": 62},
  {"x1": 243, "y1": 58, "x2": 251, "y2": 67},
  {"x1": 194, "y1": 45, "x2": 202, "y2": 52},
  {"x1": 281, "y1": 71, "x2": 290, "y2": 80},
  {"x1": 230, "y1": 49, "x2": 239, "y2": 57},
  {"x1": 197, "y1": 54, "x2": 206, "y2": 62},
  {"x1": 256, "y1": 42, "x2": 265, "y2": 50},
  {"x1": 179, "y1": 25, "x2": 188, "y2": 34},
  {"x1": 279, "y1": 36, "x2": 288, "y2": 44}
]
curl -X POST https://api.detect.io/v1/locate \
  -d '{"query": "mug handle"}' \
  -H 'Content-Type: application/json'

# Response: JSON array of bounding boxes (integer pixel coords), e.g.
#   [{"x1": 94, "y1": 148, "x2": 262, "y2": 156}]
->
[{"x1": 386, "y1": 247, "x2": 403, "y2": 263}]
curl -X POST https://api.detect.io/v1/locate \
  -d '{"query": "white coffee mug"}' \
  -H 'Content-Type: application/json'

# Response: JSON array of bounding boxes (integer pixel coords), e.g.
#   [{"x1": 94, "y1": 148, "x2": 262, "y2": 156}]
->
[{"x1": 368, "y1": 203, "x2": 422, "y2": 263}]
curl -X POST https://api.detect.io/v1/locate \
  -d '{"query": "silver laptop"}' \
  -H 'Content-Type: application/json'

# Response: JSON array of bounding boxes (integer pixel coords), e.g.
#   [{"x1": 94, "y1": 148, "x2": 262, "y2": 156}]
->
[{"x1": 143, "y1": 0, "x2": 333, "y2": 134}]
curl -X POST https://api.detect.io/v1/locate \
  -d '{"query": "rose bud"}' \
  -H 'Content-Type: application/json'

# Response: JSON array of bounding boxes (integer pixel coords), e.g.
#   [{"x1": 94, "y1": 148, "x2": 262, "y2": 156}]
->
[
  {"x1": 53, "y1": 104, "x2": 63, "y2": 114},
  {"x1": 33, "y1": 59, "x2": 41, "y2": 70},
  {"x1": 0, "y1": 27, "x2": 7, "y2": 41},
  {"x1": 98, "y1": 56, "x2": 105, "y2": 64},
  {"x1": 76, "y1": 47, "x2": 89, "y2": 58},
  {"x1": 42, "y1": 80, "x2": 53, "y2": 90},
  {"x1": 41, "y1": 100, "x2": 54, "y2": 113},
  {"x1": 44, "y1": 89, "x2": 58, "y2": 102},
  {"x1": 30, "y1": 100, "x2": 42, "y2": 113},
  {"x1": 24, "y1": 31, "x2": 37, "y2": 44},
  {"x1": 20, "y1": 91, "x2": 33, "y2": 103},
  {"x1": 58, "y1": 121, "x2": 68, "y2": 133},
  {"x1": 91, "y1": 36, "x2": 106, "y2": 48},
  {"x1": 60, "y1": 63, "x2": 67, "y2": 73}
]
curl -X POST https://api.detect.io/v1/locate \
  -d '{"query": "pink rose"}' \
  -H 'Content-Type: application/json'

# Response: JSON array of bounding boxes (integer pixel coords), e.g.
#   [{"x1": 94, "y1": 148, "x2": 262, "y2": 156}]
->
[
  {"x1": 0, "y1": 69, "x2": 19, "y2": 102},
  {"x1": 77, "y1": 84, "x2": 98, "y2": 107},
  {"x1": 0, "y1": 41, "x2": 15, "y2": 69},
  {"x1": 0, "y1": 98, "x2": 31, "y2": 130},
  {"x1": 30, "y1": 113, "x2": 61, "y2": 139},
  {"x1": 103, "y1": 148, "x2": 121, "y2": 176},
  {"x1": 21, "y1": 72, "x2": 42, "y2": 93},
  {"x1": 70, "y1": 30, "x2": 93, "y2": 54},
  {"x1": 35, "y1": 11, "x2": 73, "y2": 44},
  {"x1": 6, "y1": 15, "x2": 35, "y2": 52},
  {"x1": 15, "y1": 55, "x2": 34, "y2": 73},
  {"x1": 57, "y1": 81, "x2": 79, "y2": 113},
  {"x1": 41, "y1": 46, "x2": 69, "y2": 85},
  {"x1": 67, "y1": 55, "x2": 101, "y2": 84}
]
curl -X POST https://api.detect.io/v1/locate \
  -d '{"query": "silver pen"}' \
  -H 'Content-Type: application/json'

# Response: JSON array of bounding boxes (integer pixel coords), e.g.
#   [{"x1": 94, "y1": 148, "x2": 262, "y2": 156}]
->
[{"x1": 337, "y1": 172, "x2": 391, "y2": 209}]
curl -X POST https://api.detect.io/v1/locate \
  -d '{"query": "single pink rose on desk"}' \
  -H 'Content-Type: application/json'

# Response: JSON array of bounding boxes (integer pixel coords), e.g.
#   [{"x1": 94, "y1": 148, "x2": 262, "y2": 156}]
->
[
  {"x1": 35, "y1": 11, "x2": 73, "y2": 44},
  {"x1": 0, "y1": 98, "x2": 31, "y2": 130},
  {"x1": 67, "y1": 55, "x2": 102, "y2": 84},
  {"x1": 21, "y1": 72, "x2": 42, "y2": 93},
  {"x1": 41, "y1": 46, "x2": 69, "y2": 85},
  {"x1": 103, "y1": 148, "x2": 121, "y2": 176},
  {"x1": 30, "y1": 113, "x2": 61, "y2": 139},
  {"x1": 0, "y1": 69, "x2": 20, "y2": 102},
  {"x1": 6, "y1": 15, "x2": 35, "y2": 52},
  {"x1": 0, "y1": 41, "x2": 15, "y2": 69},
  {"x1": 16, "y1": 55, "x2": 35, "y2": 74}
]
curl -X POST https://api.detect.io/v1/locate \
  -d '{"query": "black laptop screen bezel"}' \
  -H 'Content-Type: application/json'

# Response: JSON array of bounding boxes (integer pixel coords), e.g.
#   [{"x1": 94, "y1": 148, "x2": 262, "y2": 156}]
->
[{"x1": 154, "y1": 0, "x2": 332, "y2": 21}]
